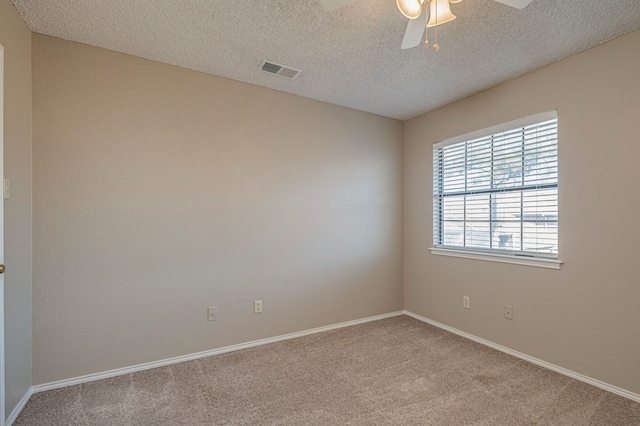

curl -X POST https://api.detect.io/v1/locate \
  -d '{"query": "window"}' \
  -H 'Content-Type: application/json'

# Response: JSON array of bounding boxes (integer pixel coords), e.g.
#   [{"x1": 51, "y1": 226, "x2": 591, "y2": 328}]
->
[{"x1": 432, "y1": 111, "x2": 561, "y2": 269}]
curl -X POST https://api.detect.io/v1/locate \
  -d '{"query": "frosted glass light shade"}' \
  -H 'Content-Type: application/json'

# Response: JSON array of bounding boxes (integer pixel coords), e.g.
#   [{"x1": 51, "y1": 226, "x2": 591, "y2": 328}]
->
[
  {"x1": 397, "y1": 0, "x2": 424, "y2": 20},
  {"x1": 427, "y1": 0, "x2": 456, "y2": 27}
]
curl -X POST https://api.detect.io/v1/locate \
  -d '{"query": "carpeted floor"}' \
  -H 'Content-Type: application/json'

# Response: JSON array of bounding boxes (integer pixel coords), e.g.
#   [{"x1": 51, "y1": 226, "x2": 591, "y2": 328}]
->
[{"x1": 15, "y1": 315, "x2": 640, "y2": 425}]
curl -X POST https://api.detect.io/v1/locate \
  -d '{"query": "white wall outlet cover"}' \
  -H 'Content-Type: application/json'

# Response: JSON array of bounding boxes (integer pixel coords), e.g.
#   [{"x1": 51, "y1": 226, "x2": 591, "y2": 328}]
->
[
  {"x1": 3, "y1": 178, "x2": 10, "y2": 199},
  {"x1": 504, "y1": 305, "x2": 514, "y2": 320},
  {"x1": 207, "y1": 306, "x2": 218, "y2": 322}
]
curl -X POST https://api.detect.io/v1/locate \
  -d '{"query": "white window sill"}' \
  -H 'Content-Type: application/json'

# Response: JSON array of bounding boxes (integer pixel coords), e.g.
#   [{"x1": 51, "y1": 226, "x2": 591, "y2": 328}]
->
[{"x1": 429, "y1": 248, "x2": 563, "y2": 270}]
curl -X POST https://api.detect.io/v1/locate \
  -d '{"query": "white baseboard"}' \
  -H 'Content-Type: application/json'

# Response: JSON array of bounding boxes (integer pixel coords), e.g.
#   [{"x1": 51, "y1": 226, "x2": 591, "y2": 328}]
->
[
  {"x1": 25, "y1": 308, "x2": 638, "y2": 416},
  {"x1": 6, "y1": 387, "x2": 33, "y2": 426},
  {"x1": 404, "y1": 310, "x2": 640, "y2": 403},
  {"x1": 33, "y1": 311, "x2": 405, "y2": 393}
]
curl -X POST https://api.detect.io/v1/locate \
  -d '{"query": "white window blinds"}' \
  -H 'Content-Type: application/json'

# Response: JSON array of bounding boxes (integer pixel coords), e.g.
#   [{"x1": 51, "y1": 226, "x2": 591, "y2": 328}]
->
[{"x1": 433, "y1": 111, "x2": 558, "y2": 258}]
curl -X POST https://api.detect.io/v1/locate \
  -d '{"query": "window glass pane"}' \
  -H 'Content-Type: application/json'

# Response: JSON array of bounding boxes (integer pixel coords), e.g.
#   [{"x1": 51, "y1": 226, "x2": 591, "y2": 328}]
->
[
  {"x1": 443, "y1": 196, "x2": 464, "y2": 220},
  {"x1": 465, "y1": 222, "x2": 490, "y2": 249},
  {"x1": 524, "y1": 128, "x2": 557, "y2": 185},
  {"x1": 492, "y1": 133, "x2": 524, "y2": 189},
  {"x1": 443, "y1": 221, "x2": 464, "y2": 246},
  {"x1": 494, "y1": 192, "x2": 521, "y2": 221},
  {"x1": 523, "y1": 224, "x2": 558, "y2": 253},
  {"x1": 465, "y1": 194, "x2": 489, "y2": 221},
  {"x1": 466, "y1": 139, "x2": 491, "y2": 191},
  {"x1": 491, "y1": 222, "x2": 522, "y2": 251},
  {"x1": 523, "y1": 189, "x2": 558, "y2": 224},
  {"x1": 442, "y1": 144, "x2": 465, "y2": 192}
]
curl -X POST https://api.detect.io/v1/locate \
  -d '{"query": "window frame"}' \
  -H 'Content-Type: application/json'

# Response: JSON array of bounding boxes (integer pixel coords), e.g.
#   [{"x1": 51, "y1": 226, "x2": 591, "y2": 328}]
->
[{"x1": 430, "y1": 111, "x2": 562, "y2": 269}]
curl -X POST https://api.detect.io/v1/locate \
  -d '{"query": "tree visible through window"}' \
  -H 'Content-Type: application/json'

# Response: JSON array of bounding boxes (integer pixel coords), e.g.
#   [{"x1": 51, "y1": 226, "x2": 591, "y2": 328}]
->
[{"x1": 433, "y1": 112, "x2": 558, "y2": 258}]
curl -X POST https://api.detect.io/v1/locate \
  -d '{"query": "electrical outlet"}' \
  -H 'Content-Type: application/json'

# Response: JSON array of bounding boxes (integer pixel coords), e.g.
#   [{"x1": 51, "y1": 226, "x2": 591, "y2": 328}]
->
[
  {"x1": 3, "y1": 179, "x2": 10, "y2": 199},
  {"x1": 504, "y1": 305, "x2": 513, "y2": 320},
  {"x1": 463, "y1": 296, "x2": 470, "y2": 309},
  {"x1": 207, "y1": 306, "x2": 218, "y2": 322},
  {"x1": 254, "y1": 300, "x2": 263, "y2": 314}
]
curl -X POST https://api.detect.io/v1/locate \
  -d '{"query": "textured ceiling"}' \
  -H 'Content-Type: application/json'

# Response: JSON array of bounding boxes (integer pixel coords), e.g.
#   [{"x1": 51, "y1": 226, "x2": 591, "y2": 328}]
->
[{"x1": 12, "y1": 0, "x2": 640, "y2": 120}]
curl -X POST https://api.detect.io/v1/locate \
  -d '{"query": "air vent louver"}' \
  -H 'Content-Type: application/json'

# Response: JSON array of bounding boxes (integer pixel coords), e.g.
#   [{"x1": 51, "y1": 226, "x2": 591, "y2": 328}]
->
[{"x1": 259, "y1": 60, "x2": 301, "y2": 80}]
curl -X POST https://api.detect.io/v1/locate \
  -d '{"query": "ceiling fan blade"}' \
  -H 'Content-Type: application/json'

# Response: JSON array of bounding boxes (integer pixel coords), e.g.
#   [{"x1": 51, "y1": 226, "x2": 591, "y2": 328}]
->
[
  {"x1": 319, "y1": 0, "x2": 362, "y2": 12},
  {"x1": 401, "y1": 7, "x2": 427, "y2": 50},
  {"x1": 492, "y1": 0, "x2": 533, "y2": 9}
]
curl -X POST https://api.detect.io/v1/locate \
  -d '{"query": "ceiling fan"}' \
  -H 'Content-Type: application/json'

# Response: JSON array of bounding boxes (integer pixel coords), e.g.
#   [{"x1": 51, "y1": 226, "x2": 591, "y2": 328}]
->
[{"x1": 319, "y1": 0, "x2": 533, "y2": 50}]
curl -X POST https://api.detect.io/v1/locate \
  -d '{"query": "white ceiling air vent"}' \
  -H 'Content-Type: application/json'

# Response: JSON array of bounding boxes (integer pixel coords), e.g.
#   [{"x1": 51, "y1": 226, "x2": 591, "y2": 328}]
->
[{"x1": 259, "y1": 60, "x2": 301, "y2": 80}]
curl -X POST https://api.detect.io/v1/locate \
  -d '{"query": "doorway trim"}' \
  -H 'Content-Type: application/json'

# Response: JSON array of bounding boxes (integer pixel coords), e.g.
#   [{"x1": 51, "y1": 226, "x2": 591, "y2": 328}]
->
[{"x1": 0, "y1": 42, "x2": 6, "y2": 426}]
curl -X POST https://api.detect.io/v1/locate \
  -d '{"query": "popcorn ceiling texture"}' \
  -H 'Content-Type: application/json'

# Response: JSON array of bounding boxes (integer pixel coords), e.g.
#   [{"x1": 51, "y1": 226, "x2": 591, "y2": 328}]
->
[{"x1": 12, "y1": 0, "x2": 640, "y2": 120}]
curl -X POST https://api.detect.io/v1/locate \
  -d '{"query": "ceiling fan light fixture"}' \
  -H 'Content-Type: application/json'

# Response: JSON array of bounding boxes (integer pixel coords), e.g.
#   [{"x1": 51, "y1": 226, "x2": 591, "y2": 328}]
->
[
  {"x1": 427, "y1": 0, "x2": 456, "y2": 28},
  {"x1": 397, "y1": 0, "x2": 424, "y2": 20}
]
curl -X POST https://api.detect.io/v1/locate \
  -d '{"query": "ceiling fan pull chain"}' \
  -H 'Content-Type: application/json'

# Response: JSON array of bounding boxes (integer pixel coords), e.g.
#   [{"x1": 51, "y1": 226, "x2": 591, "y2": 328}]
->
[
  {"x1": 434, "y1": 0, "x2": 440, "y2": 51},
  {"x1": 424, "y1": 0, "x2": 430, "y2": 47}
]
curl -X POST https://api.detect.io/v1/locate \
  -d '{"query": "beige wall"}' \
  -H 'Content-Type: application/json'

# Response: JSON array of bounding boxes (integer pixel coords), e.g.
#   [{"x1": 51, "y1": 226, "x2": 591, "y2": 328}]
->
[
  {"x1": 31, "y1": 34, "x2": 404, "y2": 384},
  {"x1": 23, "y1": 13, "x2": 640, "y2": 399},
  {"x1": 405, "y1": 29, "x2": 640, "y2": 394},
  {"x1": 0, "y1": 0, "x2": 33, "y2": 420}
]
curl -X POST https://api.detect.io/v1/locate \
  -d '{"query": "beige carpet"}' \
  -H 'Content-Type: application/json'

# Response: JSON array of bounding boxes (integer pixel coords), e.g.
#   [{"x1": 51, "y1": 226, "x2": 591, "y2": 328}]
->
[{"x1": 15, "y1": 316, "x2": 640, "y2": 425}]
